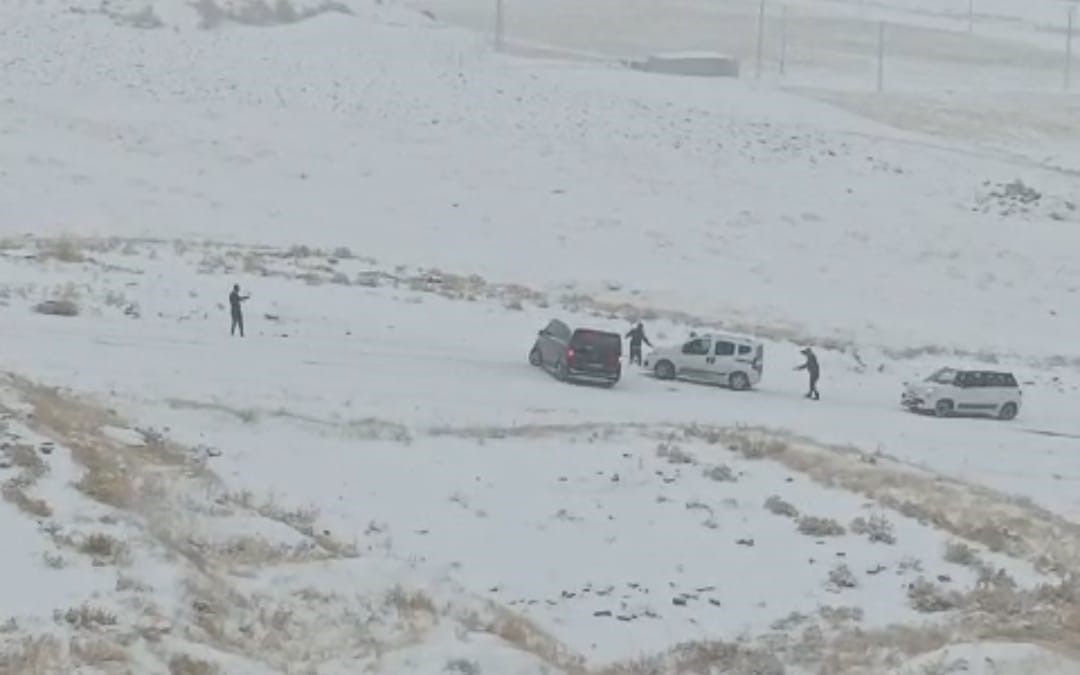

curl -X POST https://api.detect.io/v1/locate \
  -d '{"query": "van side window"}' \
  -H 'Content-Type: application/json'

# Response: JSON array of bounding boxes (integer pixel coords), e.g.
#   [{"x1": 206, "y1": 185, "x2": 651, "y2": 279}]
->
[
  {"x1": 737, "y1": 345, "x2": 752, "y2": 355},
  {"x1": 715, "y1": 341, "x2": 736, "y2": 356},
  {"x1": 682, "y1": 339, "x2": 711, "y2": 355}
]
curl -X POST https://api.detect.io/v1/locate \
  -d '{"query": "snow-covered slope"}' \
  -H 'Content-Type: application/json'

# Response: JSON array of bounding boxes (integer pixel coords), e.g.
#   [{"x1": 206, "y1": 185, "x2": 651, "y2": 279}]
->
[
  {"x1": 3, "y1": 0, "x2": 1079, "y2": 362},
  {"x1": 2, "y1": 0, "x2": 1080, "y2": 672}
]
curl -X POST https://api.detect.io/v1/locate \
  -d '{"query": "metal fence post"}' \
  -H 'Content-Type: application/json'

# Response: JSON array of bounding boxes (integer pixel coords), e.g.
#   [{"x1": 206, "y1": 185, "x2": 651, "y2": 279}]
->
[
  {"x1": 1067, "y1": 5, "x2": 1075, "y2": 89},
  {"x1": 779, "y1": 5, "x2": 788, "y2": 75},
  {"x1": 494, "y1": 0, "x2": 505, "y2": 51},
  {"x1": 755, "y1": 0, "x2": 767, "y2": 80},
  {"x1": 876, "y1": 21, "x2": 886, "y2": 92}
]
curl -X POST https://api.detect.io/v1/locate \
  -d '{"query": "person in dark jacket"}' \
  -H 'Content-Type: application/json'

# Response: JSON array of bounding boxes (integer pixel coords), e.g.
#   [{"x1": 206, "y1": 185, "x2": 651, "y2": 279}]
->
[
  {"x1": 229, "y1": 284, "x2": 250, "y2": 337},
  {"x1": 625, "y1": 322, "x2": 652, "y2": 366},
  {"x1": 794, "y1": 347, "x2": 820, "y2": 399}
]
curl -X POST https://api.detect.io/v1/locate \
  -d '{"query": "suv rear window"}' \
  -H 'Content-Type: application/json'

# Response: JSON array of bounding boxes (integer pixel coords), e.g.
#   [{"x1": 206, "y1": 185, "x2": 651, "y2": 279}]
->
[
  {"x1": 570, "y1": 330, "x2": 622, "y2": 354},
  {"x1": 986, "y1": 372, "x2": 1018, "y2": 387}
]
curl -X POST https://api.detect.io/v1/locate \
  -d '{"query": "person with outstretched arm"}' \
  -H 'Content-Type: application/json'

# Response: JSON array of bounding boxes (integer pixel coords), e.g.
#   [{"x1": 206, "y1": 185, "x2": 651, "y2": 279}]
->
[
  {"x1": 229, "y1": 284, "x2": 250, "y2": 337},
  {"x1": 625, "y1": 322, "x2": 652, "y2": 366},
  {"x1": 795, "y1": 347, "x2": 820, "y2": 400}
]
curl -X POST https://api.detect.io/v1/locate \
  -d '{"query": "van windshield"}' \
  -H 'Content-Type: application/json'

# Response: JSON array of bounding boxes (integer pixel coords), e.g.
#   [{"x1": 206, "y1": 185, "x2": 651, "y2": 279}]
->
[
  {"x1": 571, "y1": 330, "x2": 621, "y2": 354},
  {"x1": 925, "y1": 368, "x2": 957, "y2": 385}
]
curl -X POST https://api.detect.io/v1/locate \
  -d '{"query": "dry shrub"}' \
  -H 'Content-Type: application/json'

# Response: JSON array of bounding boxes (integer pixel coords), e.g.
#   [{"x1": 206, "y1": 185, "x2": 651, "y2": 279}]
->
[
  {"x1": 907, "y1": 578, "x2": 963, "y2": 613},
  {"x1": 702, "y1": 464, "x2": 737, "y2": 482},
  {"x1": 3, "y1": 444, "x2": 45, "y2": 475},
  {"x1": 70, "y1": 637, "x2": 127, "y2": 666},
  {"x1": 169, "y1": 653, "x2": 221, "y2": 675},
  {"x1": 603, "y1": 640, "x2": 785, "y2": 675},
  {"x1": 34, "y1": 299, "x2": 79, "y2": 317},
  {"x1": 212, "y1": 535, "x2": 326, "y2": 566},
  {"x1": 331, "y1": 246, "x2": 354, "y2": 260},
  {"x1": 656, "y1": 442, "x2": 695, "y2": 465},
  {"x1": 41, "y1": 237, "x2": 87, "y2": 263},
  {"x1": 764, "y1": 495, "x2": 799, "y2": 519},
  {"x1": 0, "y1": 635, "x2": 64, "y2": 672},
  {"x1": 827, "y1": 564, "x2": 858, "y2": 590},
  {"x1": 75, "y1": 466, "x2": 134, "y2": 509},
  {"x1": 115, "y1": 575, "x2": 152, "y2": 593},
  {"x1": 2, "y1": 483, "x2": 53, "y2": 518},
  {"x1": 850, "y1": 514, "x2": 896, "y2": 545},
  {"x1": 79, "y1": 533, "x2": 128, "y2": 565},
  {"x1": 58, "y1": 604, "x2": 118, "y2": 630},
  {"x1": 943, "y1": 540, "x2": 981, "y2": 567},
  {"x1": 385, "y1": 586, "x2": 437, "y2": 618},
  {"x1": 797, "y1": 516, "x2": 846, "y2": 537}
]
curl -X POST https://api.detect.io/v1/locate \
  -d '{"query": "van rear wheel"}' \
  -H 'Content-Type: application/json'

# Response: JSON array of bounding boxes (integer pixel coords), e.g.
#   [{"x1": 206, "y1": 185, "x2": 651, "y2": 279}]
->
[
  {"x1": 654, "y1": 360, "x2": 675, "y2": 380},
  {"x1": 729, "y1": 372, "x2": 750, "y2": 391}
]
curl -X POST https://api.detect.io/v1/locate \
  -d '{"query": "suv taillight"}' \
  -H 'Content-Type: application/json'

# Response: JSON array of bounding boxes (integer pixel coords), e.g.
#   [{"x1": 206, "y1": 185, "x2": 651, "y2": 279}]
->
[{"x1": 566, "y1": 348, "x2": 576, "y2": 362}]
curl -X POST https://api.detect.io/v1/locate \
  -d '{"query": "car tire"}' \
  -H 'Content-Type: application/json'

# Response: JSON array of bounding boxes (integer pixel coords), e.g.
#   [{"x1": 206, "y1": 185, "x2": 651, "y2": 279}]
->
[
  {"x1": 729, "y1": 372, "x2": 751, "y2": 391},
  {"x1": 934, "y1": 399, "x2": 954, "y2": 418},
  {"x1": 998, "y1": 402, "x2": 1018, "y2": 421},
  {"x1": 654, "y1": 360, "x2": 675, "y2": 380},
  {"x1": 555, "y1": 360, "x2": 569, "y2": 382},
  {"x1": 529, "y1": 346, "x2": 542, "y2": 367}
]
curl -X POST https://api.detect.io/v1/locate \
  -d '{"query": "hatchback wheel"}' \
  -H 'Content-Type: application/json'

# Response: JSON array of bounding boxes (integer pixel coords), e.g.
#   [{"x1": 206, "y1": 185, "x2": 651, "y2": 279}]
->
[
  {"x1": 934, "y1": 399, "x2": 954, "y2": 418},
  {"x1": 998, "y1": 402, "x2": 1018, "y2": 421},
  {"x1": 729, "y1": 372, "x2": 751, "y2": 391},
  {"x1": 654, "y1": 360, "x2": 675, "y2": 380}
]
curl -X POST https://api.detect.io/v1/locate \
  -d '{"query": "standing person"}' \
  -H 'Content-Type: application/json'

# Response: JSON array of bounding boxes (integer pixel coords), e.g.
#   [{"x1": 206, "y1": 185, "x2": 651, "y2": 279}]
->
[
  {"x1": 794, "y1": 347, "x2": 820, "y2": 400},
  {"x1": 229, "y1": 284, "x2": 250, "y2": 337},
  {"x1": 625, "y1": 322, "x2": 652, "y2": 366}
]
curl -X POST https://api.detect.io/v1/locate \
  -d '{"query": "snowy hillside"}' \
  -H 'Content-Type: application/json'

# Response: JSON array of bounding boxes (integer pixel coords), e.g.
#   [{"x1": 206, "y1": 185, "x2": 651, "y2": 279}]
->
[{"x1": 2, "y1": 0, "x2": 1080, "y2": 673}]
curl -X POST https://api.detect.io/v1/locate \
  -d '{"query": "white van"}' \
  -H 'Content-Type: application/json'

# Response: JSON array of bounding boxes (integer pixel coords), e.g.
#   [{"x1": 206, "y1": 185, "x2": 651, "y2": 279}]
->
[{"x1": 644, "y1": 332, "x2": 764, "y2": 391}]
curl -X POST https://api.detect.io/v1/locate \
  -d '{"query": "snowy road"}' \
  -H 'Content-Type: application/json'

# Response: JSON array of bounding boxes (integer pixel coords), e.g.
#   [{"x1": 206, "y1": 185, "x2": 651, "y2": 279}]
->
[{"x1": 3, "y1": 266, "x2": 1079, "y2": 525}]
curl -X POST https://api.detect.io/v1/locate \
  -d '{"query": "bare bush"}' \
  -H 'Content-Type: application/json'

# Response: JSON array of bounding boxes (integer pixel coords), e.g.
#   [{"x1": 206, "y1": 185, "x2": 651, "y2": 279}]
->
[
  {"x1": 2, "y1": 482, "x2": 53, "y2": 518},
  {"x1": 827, "y1": 564, "x2": 858, "y2": 590},
  {"x1": 907, "y1": 578, "x2": 962, "y2": 613},
  {"x1": 797, "y1": 516, "x2": 846, "y2": 537},
  {"x1": 169, "y1": 653, "x2": 221, "y2": 675},
  {"x1": 656, "y1": 442, "x2": 695, "y2": 465},
  {"x1": 850, "y1": 514, "x2": 896, "y2": 545},
  {"x1": 70, "y1": 637, "x2": 127, "y2": 666},
  {"x1": 331, "y1": 246, "x2": 354, "y2": 260},
  {"x1": 444, "y1": 659, "x2": 481, "y2": 675},
  {"x1": 0, "y1": 635, "x2": 63, "y2": 672},
  {"x1": 79, "y1": 533, "x2": 128, "y2": 565},
  {"x1": 58, "y1": 604, "x2": 119, "y2": 629},
  {"x1": 702, "y1": 464, "x2": 737, "y2": 482},
  {"x1": 34, "y1": 299, "x2": 79, "y2": 317},
  {"x1": 764, "y1": 495, "x2": 799, "y2": 519},
  {"x1": 943, "y1": 540, "x2": 981, "y2": 567},
  {"x1": 41, "y1": 237, "x2": 87, "y2": 263},
  {"x1": 385, "y1": 586, "x2": 437, "y2": 618}
]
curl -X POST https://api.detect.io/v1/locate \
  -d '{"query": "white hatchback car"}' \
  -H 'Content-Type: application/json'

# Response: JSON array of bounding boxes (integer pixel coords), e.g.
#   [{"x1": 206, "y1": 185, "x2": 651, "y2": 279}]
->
[
  {"x1": 901, "y1": 368, "x2": 1022, "y2": 420},
  {"x1": 644, "y1": 332, "x2": 763, "y2": 391}
]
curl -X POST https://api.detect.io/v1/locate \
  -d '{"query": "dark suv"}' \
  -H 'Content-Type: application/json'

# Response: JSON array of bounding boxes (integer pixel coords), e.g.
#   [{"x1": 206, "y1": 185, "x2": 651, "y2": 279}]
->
[{"x1": 529, "y1": 319, "x2": 622, "y2": 386}]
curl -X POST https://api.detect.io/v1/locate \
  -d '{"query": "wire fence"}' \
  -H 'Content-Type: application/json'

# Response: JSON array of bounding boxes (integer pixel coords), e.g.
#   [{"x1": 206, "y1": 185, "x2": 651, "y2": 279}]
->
[{"x1": 416, "y1": 0, "x2": 1079, "y2": 92}]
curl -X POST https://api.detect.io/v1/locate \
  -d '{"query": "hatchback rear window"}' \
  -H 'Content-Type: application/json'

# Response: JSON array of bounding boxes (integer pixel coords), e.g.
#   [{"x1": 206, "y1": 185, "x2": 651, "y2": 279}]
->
[{"x1": 571, "y1": 330, "x2": 622, "y2": 353}]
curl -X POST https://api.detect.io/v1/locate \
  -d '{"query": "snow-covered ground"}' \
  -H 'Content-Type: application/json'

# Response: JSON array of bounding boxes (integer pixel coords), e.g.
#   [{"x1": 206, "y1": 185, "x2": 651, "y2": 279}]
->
[{"x1": 3, "y1": 0, "x2": 1080, "y2": 672}]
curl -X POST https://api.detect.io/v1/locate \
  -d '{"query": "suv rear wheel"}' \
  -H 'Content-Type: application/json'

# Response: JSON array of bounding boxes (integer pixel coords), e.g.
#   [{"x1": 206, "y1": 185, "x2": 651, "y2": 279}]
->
[
  {"x1": 934, "y1": 399, "x2": 954, "y2": 418},
  {"x1": 998, "y1": 402, "x2": 1018, "y2": 421},
  {"x1": 529, "y1": 346, "x2": 542, "y2": 367}
]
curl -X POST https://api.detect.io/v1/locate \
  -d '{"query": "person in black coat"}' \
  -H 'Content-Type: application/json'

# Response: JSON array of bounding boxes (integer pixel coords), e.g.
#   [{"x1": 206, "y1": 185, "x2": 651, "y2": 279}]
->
[
  {"x1": 795, "y1": 347, "x2": 820, "y2": 400},
  {"x1": 625, "y1": 322, "x2": 652, "y2": 366},
  {"x1": 229, "y1": 284, "x2": 250, "y2": 337}
]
